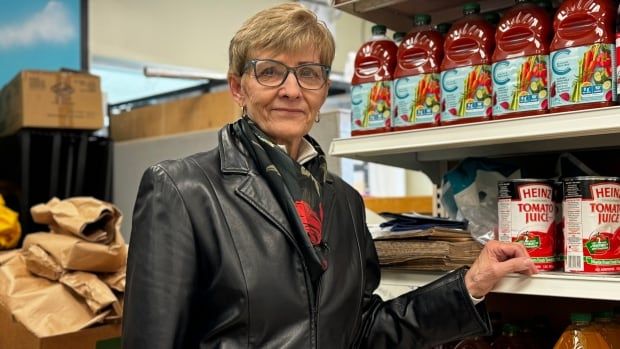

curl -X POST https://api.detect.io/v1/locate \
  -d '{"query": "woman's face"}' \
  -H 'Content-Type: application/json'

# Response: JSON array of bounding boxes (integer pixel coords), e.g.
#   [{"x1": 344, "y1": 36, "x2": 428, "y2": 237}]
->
[{"x1": 229, "y1": 49, "x2": 329, "y2": 146}]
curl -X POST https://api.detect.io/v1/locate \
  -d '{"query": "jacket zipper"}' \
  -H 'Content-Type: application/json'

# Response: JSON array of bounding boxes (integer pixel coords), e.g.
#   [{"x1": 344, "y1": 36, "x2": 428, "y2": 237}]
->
[
  {"x1": 311, "y1": 241, "x2": 329, "y2": 348},
  {"x1": 313, "y1": 271, "x2": 325, "y2": 349}
]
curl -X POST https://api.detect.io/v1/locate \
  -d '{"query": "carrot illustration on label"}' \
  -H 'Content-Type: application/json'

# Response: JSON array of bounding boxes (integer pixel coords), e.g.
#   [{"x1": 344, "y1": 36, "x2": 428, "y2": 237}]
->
[
  {"x1": 560, "y1": 55, "x2": 590, "y2": 103},
  {"x1": 362, "y1": 82, "x2": 379, "y2": 127}
]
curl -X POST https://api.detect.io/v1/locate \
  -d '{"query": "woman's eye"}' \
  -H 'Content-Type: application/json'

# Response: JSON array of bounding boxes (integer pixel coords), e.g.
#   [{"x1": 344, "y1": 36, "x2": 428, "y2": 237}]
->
[
  {"x1": 299, "y1": 68, "x2": 319, "y2": 79},
  {"x1": 258, "y1": 68, "x2": 276, "y2": 77}
]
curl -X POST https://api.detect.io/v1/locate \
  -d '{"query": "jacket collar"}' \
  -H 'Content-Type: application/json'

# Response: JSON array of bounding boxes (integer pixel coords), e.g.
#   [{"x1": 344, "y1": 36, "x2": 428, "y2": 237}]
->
[
  {"x1": 218, "y1": 124, "x2": 333, "y2": 183},
  {"x1": 217, "y1": 124, "x2": 337, "y2": 279}
]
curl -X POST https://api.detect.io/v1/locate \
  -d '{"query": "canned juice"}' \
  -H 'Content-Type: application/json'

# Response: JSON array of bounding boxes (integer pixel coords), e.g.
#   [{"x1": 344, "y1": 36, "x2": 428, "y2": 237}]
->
[
  {"x1": 563, "y1": 176, "x2": 620, "y2": 273},
  {"x1": 498, "y1": 179, "x2": 559, "y2": 270}
]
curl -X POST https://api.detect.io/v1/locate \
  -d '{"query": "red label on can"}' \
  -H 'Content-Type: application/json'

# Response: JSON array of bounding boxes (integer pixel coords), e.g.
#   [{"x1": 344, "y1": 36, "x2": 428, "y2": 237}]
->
[
  {"x1": 498, "y1": 180, "x2": 559, "y2": 270},
  {"x1": 563, "y1": 177, "x2": 620, "y2": 273}
]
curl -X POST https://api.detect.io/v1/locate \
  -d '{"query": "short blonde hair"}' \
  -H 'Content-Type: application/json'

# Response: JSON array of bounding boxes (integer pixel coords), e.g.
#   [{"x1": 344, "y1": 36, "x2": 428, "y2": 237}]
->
[{"x1": 228, "y1": 3, "x2": 336, "y2": 76}]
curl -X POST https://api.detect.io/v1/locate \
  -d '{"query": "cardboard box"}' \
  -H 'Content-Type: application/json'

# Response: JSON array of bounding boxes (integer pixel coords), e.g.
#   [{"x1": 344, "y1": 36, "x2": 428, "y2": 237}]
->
[
  {"x1": 110, "y1": 90, "x2": 240, "y2": 141},
  {"x1": 0, "y1": 304, "x2": 121, "y2": 349},
  {"x1": 0, "y1": 70, "x2": 104, "y2": 136}
]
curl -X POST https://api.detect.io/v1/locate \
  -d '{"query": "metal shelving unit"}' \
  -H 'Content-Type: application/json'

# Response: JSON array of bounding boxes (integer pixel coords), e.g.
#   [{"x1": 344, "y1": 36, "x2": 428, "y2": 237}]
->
[
  {"x1": 380, "y1": 269, "x2": 620, "y2": 300},
  {"x1": 330, "y1": 1, "x2": 620, "y2": 301},
  {"x1": 329, "y1": 106, "x2": 620, "y2": 182},
  {"x1": 330, "y1": 107, "x2": 620, "y2": 298}
]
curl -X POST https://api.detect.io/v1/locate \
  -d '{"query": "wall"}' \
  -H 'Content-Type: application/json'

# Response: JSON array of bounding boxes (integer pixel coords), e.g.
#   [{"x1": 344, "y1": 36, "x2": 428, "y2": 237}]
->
[
  {"x1": 113, "y1": 110, "x2": 349, "y2": 239},
  {"x1": 89, "y1": 0, "x2": 372, "y2": 75}
]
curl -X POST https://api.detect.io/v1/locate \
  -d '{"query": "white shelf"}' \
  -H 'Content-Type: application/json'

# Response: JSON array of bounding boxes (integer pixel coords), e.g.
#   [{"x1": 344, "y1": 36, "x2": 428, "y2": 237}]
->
[
  {"x1": 333, "y1": 0, "x2": 514, "y2": 32},
  {"x1": 329, "y1": 106, "x2": 620, "y2": 171},
  {"x1": 380, "y1": 269, "x2": 620, "y2": 301}
]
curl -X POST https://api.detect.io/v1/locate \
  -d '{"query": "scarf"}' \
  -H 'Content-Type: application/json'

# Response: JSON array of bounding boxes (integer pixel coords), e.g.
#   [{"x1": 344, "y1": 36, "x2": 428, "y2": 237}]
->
[{"x1": 232, "y1": 116, "x2": 329, "y2": 287}]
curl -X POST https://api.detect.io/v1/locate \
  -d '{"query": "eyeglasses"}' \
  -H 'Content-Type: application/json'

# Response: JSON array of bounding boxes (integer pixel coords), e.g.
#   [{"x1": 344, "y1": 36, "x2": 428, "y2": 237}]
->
[{"x1": 244, "y1": 59, "x2": 330, "y2": 90}]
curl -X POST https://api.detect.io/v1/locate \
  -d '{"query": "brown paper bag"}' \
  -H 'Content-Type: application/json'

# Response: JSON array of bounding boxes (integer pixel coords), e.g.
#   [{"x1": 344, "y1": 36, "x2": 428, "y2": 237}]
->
[
  {"x1": 31, "y1": 197, "x2": 122, "y2": 244},
  {"x1": 104, "y1": 296, "x2": 124, "y2": 323},
  {"x1": 23, "y1": 232, "x2": 127, "y2": 273},
  {"x1": 59, "y1": 271, "x2": 119, "y2": 314},
  {"x1": 22, "y1": 244, "x2": 64, "y2": 281},
  {"x1": 0, "y1": 253, "x2": 108, "y2": 337},
  {"x1": 0, "y1": 249, "x2": 19, "y2": 265},
  {"x1": 100, "y1": 269, "x2": 126, "y2": 292}
]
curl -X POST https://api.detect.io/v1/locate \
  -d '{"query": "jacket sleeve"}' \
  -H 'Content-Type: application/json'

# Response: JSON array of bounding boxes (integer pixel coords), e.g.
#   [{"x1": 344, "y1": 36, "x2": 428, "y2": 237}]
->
[
  {"x1": 122, "y1": 164, "x2": 197, "y2": 349},
  {"x1": 353, "y1": 195, "x2": 491, "y2": 348}
]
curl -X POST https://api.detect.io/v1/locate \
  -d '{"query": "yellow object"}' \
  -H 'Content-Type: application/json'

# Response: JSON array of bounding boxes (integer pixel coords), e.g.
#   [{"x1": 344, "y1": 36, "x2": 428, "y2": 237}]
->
[{"x1": 0, "y1": 195, "x2": 21, "y2": 249}]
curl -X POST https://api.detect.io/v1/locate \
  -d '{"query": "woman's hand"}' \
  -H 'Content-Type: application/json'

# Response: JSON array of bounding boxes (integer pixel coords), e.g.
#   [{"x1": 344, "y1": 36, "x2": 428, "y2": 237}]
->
[{"x1": 465, "y1": 240, "x2": 539, "y2": 298}]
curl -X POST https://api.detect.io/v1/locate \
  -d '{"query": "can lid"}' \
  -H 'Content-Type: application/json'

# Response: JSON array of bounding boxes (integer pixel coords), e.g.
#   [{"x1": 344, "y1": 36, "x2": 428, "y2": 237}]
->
[
  {"x1": 563, "y1": 176, "x2": 620, "y2": 181},
  {"x1": 463, "y1": 3, "x2": 481, "y2": 15},
  {"x1": 414, "y1": 14, "x2": 431, "y2": 25},
  {"x1": 499, "y1": 179, "x2": 554, "y2": 183},
  {"x1": 571, "y1": 312, "x2": 592, "y2": 323},
  {"x1": 371, "y1": 24, "x2": 387, "y2": 35}
]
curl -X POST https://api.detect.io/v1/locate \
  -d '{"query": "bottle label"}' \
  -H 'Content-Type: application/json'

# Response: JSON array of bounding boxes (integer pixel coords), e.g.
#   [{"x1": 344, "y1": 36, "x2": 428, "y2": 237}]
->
[
  {"x1": 550, "y1": 43, "x2": 617, "y2": 108},
  {"x1": 351, "y1": 81, "x2": 392, "y2": 132},
  {"x1": 493, "y1": 55, "x2": 549, "y2": 115},
  {"x1": 616, "y1": 34, "x2": 620, "y2": 97},
  {"x1": 393, "y1": 73, "x2": 440, "y2": 127},
  {"x1": 440, "y1": 65, "x2": 492, "y2": 122}
]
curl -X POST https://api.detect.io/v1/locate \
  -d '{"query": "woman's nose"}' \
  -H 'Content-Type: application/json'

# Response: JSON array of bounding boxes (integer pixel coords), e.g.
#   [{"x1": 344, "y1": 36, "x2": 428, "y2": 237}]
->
[{"x1": 279, "y1": 71, "x2": 302, "y2": 98}]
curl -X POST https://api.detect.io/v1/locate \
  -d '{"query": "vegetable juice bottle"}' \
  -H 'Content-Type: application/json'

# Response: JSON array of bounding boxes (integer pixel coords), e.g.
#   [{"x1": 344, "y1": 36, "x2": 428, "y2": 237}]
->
[
  {"x1": 593, "y1": 311, "x2": 620, "y2": 349},
  {"x1": 351, "y1": 24, "x2": 398, "y2": 136},
  {"x1": 440, "y1": 3, "x2": 495, "y2": 125},
  {"x1": 550, "y1": 0, "x2": 617, "y2": 112},
  {"x1": 616, "y1": 1, "x2": 620, "y2": 100},
  {"x1": 392, "y1": 14, "x2": 443, "y2": 130},
  {"x1": 553, "y1": 313, "x2": 611, "y2": 349},
  {"x1": 492, "y1": 0, "x2": 552, "y2": 119}
]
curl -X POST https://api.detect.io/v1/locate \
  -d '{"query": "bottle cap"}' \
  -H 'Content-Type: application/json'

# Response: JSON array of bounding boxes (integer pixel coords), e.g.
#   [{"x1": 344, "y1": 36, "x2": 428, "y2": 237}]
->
[
  {"x1": 436, "y1": 22, "x2": 452, "y2": 35},
  {"x1": 414, "y1": 14, "x2": 432, "y2": 26},
  {"x1": 463, "y1": 3, "x2": 481, "y2": 15},
  {"x1": 536, "y1": 0, "x2": 553, "y2": 11},
  {"x1": 483, "y1": 12, "x2": 500, "y2": 25},
  {"x1": 593, "y1": 311, "x2": 614, "y2": 320},
  {"x1": 371, "y1": 24, "x2": 387, "y2": 35},
  {"x1": 393, "y1": 31, "x2": 406, "y2": 42},
  {"x1": 571, "y1": 312, "x2": 592, "y2": 323},
  {"x1": 501, "y1": 323, "x2": 520, "y2": 335}
]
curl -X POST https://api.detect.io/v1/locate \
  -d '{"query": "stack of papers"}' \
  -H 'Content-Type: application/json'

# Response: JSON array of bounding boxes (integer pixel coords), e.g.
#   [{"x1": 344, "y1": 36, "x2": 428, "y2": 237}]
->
[{"x1": 371, "y1": 213, "x2": 481, "y2": 271}]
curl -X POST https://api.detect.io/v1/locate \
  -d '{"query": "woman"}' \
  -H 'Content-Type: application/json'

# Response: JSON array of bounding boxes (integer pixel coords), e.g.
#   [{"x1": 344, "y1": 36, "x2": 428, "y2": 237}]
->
[{"x1": 122, "y1": 3, "x2": 538, "y2": 348}]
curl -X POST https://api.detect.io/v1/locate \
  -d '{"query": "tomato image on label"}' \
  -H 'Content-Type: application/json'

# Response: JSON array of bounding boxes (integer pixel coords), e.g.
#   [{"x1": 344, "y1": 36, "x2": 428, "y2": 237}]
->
[
  {"x1": 516, "y1": 231, "x2": 542, "y2": 249},
  {"x1": 585, "y1": 231, "x2": 612, "y2": 255}
]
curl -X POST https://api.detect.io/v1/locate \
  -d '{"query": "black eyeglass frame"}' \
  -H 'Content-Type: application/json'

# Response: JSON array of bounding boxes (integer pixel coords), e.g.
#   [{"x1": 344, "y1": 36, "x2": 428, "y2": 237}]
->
[{"x1": 243, "y1": 58, "x2": 331, "y2": 90}]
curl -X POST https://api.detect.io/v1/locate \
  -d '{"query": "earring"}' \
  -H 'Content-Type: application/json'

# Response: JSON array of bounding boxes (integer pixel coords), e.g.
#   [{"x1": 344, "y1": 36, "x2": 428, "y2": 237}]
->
[
  {"x1": 242, "y1": 106, "x2": 247, "y2": 116},
  {"x1": 315, "y1": 113, "x2": 321, "y2": 123}
]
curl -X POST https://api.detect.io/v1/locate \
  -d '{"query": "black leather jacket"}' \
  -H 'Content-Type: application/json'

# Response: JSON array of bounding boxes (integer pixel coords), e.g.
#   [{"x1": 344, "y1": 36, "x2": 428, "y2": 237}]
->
[{"x1": 122, "y1": 124, "x2": 491, "y2": 349}]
